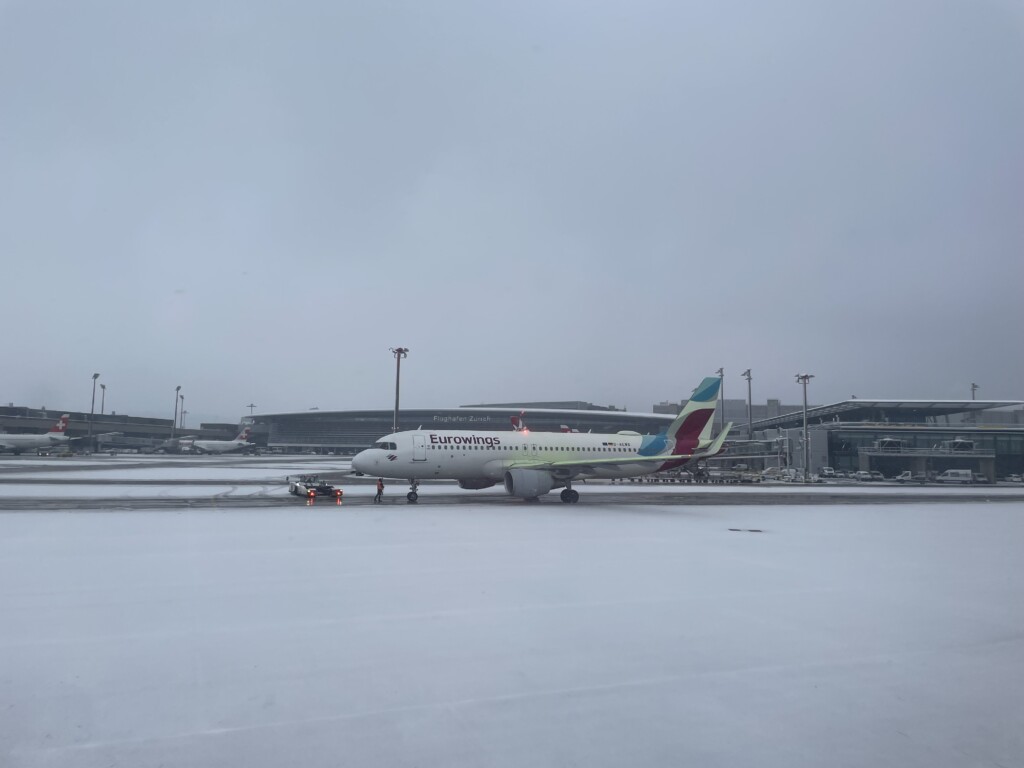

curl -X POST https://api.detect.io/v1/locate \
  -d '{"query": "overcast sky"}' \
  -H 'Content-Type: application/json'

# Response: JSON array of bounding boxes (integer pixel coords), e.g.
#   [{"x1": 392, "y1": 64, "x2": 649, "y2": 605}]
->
[{"x1": 2, "y1": 0, "x2": 1022, "y2": 424}]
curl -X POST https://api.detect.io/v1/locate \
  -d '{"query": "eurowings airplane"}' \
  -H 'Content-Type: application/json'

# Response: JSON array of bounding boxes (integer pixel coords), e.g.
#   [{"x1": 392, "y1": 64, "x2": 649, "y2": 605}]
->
[
  {"x1": 0, "y1": 414, "x2": 72, "y2": 454},
  {"x1": 186, "y1": 427, "x2": 255, "y2": 455},
  {"x1": 352, "y1": 377, "x2": 731, "y2": 503}
]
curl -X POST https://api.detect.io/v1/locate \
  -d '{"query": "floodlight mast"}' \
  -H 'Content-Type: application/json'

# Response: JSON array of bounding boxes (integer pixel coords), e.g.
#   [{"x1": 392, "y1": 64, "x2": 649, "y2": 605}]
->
[
  {"x1": 742, "y1": 369, "x2": 752, "y2": 440},
  {"x1": 88, "y1": 373, "x2": 100, "y2": 448},
  {"x1": 390, "y1": 348, "x2": 409, "y2": 433},
  {"x1": 715, "y1": 368, "x2": 724, "y2": 434},
  {"x1": 795, "y1": 374, "x2": 815, "y2": 483},
  {"x1": 172, "y1": 385, "x2": 181, "y2": 439}
]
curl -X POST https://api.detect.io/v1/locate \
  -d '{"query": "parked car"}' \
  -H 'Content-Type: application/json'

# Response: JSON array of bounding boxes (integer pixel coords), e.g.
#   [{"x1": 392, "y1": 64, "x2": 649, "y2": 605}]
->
[
  {"x1": 870, "y1": 470, "x2": 885, "y2": 481},
  {"x1": 936, "y1": 469, "x2": 973, "y2": 484},
  {"x1": 896, "y1": 471, "x2": 926, "y2": 484},
  {"x1": 1004, "y1": 474, "x2": 1022, "y2": 483},
  {"x1": 972, "y1": 473, "x2": 990, "y2": 484},
  {"x1": 854, "y1": 470, "x2": 872, "y2": 482},
  {"x1": 819, "y1": 467, "x2": 835, "y2": 478}
]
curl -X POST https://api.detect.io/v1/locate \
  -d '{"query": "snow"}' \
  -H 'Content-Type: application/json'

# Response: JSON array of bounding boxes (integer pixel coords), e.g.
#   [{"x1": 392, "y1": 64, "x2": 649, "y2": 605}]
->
[
  {"x1": 1, "y1": 500, "x2": 1022, "y2": 767},
  {"x1": 0, "y1": 457, "x2": 351, "y2": 483},
  {"x1": 0, "y1": 484, "x2": 287, "y2": 499}
]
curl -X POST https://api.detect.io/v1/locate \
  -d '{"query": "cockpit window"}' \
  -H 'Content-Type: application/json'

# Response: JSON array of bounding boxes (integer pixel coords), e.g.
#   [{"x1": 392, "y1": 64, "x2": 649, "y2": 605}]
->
[{"x1": 372, "y1": 441, "x2": 397, "y2": 450}]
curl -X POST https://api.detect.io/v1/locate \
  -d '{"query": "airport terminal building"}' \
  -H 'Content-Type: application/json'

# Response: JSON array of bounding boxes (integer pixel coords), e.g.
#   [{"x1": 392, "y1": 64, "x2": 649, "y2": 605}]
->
[
  {"x1": 5, "y1": 395, "x2": 1022, "y2": 478},
  {"x1": 752, "y1": 399, "x2": 1024, "y2": 479}
]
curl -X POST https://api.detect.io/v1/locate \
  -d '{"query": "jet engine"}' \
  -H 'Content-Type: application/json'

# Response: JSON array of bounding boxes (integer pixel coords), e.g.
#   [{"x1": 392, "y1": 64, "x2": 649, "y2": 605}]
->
[
  {"x1": 458, "y1": 478, "x2": 497, "y2": 490},
  {"x1": 503, "y1": 469, "x2": 555, "y2": 499}
]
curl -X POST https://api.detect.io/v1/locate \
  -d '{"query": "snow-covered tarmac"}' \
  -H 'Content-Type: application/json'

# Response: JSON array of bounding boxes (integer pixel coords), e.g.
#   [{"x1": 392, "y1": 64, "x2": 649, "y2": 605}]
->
[{"x1": 2, "y1": 499, "x2": 1022, "y2": 767}]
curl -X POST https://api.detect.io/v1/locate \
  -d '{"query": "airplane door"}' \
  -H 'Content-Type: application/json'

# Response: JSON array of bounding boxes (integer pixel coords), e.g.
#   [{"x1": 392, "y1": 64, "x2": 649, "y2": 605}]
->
[{"x1": 413, "y1": 434, "x2": 426, "y2": 461}]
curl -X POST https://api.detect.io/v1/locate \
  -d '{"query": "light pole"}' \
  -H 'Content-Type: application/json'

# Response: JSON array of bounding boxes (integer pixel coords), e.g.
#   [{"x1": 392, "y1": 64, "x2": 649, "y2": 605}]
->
[
  {"x1": 970, "y1": 383, "x2": 978, "y2": 400},
  {"x1": 715, "y1": 367, "x2": 725, "y2": 434},
  {"x1": 795, "y1": 373, "x2": 814, "y2": 483},
  {"x1": 390, "y1": 347, "x2": 409, "y2": 433},
  {"x1": 100, "y1": 383, "x2": 106, "y2": 415},
  {"x1": 171, "y1": 385, "x2": 181, "y2": 439},
  {"x1": 246, "y1": 403, "x2": 257, "y2": 416},
  {"x1": 742, "y1": 369, "x2": 752, "y2": 440},
  {"x1": 179, "y1": 394, "x2": 185, "y2": 429},
  {"x1": 88, "y1": 373, "x2": 100, "y2": 448}
]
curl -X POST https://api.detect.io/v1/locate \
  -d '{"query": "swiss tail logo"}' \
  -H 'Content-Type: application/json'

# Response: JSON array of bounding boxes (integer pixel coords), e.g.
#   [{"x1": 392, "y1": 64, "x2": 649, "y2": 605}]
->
[
  {"x1": 49, "y1": 415, "x2": 70, "y2": 434},
  {"x1": 235, "y1": 427, "x2": 252, "y2": 441}
]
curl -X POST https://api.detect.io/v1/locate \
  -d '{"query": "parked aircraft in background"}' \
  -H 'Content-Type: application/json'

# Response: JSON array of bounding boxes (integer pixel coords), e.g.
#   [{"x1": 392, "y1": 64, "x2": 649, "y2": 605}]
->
[
  {"x1": 352, "y1": 377, "x2": 731, "y2": 502},
  {"x1": 184, "y1": 427, "x2": 256, "y2": 455},
  {"x1": 0, "y1": 414, "x2": 72, "y2": 454}
]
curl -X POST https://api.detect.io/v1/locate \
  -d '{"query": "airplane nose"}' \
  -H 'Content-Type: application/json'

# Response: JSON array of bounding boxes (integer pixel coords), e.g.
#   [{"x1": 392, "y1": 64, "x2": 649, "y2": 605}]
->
[{"x1": 352, "y1": 450, "x2": 373, "y2": 474}]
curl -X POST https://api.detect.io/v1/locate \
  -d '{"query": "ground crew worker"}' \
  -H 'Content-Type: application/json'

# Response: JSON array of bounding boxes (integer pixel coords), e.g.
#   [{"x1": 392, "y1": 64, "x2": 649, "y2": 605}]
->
[{"x1": 374, "y1": 478, "x2": 385, "y2": 503}]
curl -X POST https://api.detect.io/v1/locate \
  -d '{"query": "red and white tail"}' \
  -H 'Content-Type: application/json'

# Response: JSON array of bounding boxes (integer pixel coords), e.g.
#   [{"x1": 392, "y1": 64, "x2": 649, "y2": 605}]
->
[
  {"x1": 49, "y1": 414, "x2": 70, "y2": 434},
  {"x1": 510, "y1": 411, "x2": 527, "y2": 432},
  {"x1": 235, "y1": 426, "x2": 252, "y2": 441}
]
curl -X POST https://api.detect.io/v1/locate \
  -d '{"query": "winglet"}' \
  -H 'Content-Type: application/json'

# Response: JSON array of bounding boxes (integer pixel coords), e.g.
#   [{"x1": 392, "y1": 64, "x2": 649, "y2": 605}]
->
[{"x1": 694, "y1": 422, "x2": 732, "y2": 458}]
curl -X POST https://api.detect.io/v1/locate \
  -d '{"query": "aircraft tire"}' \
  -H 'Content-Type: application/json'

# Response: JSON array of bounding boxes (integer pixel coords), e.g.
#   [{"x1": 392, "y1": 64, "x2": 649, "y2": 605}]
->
[
  {"x1": 560, "y1": 489, "x2": 572, "y2": 503},
  {"x1": 569, "y1": 490, "x2": 580, "y2": 503},
  {"x1": 407, "y1": 491, "x2": 418, "y2": 503}
]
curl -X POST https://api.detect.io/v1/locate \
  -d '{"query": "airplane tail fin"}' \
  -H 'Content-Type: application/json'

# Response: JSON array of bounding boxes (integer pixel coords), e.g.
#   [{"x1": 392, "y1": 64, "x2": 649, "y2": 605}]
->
[
  {"x1": 667, "y1": 377, "x2": 721, "y2": 455},
  {"x1": 236, "y1": 427, "x2": 252, "y2": 441},
  {"x1": 49, "y1": 414, "x2": 70, "y2": 434}
]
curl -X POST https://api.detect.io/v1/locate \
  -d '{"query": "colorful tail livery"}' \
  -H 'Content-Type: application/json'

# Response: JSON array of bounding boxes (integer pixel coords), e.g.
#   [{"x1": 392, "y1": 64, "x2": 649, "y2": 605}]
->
[
  {"x1": 666, "y1": 377, "x2": 721, "y2": 455},
  {"x1": 352, "y1": 376, "x2": 732, "y2": 504},
  {"x1": 49, "y1": 414, "x2": 70, "y2": 433}
]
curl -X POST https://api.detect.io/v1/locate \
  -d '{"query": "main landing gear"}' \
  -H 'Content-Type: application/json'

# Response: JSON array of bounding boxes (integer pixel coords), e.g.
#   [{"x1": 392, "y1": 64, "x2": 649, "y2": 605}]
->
[
  {"x1": 407, "y1": 480, "x2": 419, "y2": 503},
  {"x1": 560, "y1": 486, "x2": 580, "y2": 504}
]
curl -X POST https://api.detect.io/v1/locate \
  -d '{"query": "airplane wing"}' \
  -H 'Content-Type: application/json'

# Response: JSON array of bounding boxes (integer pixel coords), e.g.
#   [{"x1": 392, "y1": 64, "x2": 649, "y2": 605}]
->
[
  {"x1": 510, "y1": 424, "x2": 732, "y2": 472},
  {"x1": 69, "y1": 432, "x2": 123, "y2": 442}
]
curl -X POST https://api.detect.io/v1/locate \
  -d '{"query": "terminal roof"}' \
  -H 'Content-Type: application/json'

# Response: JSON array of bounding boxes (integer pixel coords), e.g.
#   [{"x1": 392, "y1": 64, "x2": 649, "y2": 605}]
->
[{"x1": 751, "y1": 399, "x2": 1024, "y2": 430}]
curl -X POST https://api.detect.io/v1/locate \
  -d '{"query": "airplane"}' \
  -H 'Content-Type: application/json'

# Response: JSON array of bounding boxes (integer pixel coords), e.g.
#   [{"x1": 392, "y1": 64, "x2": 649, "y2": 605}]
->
[
  {"x1": 0, "y1": 414, "x2": 124, "y2": 455},
  {"x1": 351, "y1": 376, "x2": 732, "y2": 503},
  {"x1": 184, "y1": 427, "x2": 256, "y2": 455},
  {"x1": 0, "y1": 414, "x2": 72, "y2": 454}
]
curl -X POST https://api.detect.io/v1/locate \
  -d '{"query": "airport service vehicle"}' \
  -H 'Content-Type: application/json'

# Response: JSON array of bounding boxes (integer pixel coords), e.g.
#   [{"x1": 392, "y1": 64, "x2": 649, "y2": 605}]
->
[
  {"x1": 0, "y1": 414, "x2": 71, "y2": 454},
  {"x1": 936, "y1": 469, "x2": 973, "y2": 484},
  {"x1": 352, "y1": 376, "x2": 731, "y2": 503},
  {"x1": 761, "y1": 467, "x2": 797, "y2": 482},
  {"x1": 288, "y1": 475, "x2": 343, "y2": 499},
  {"x1": 896, "y1": 471, "x2": 926, "y2": 484},
  {"x1": 184, "y1": 427, "x2": 256, "y2": 455}
]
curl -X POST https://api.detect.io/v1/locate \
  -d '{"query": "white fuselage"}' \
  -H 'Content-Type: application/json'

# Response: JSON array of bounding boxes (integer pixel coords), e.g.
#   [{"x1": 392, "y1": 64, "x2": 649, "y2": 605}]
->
[
  {"x1": 188, "y1": 439, "x2": 253, "y2": 455},
  {"x1": 0, "y1": 432, "x2": 69, "y2": 452},
  {"x1": 352, "y1": 429, "x2": 674, "y2": 483}
]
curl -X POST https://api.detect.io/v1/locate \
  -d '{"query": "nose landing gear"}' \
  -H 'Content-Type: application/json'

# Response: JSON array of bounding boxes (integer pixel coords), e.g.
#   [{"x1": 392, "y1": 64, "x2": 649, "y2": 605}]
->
[{"x1": 407, "y1": 480, "x2": 419, "y2": 503}]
